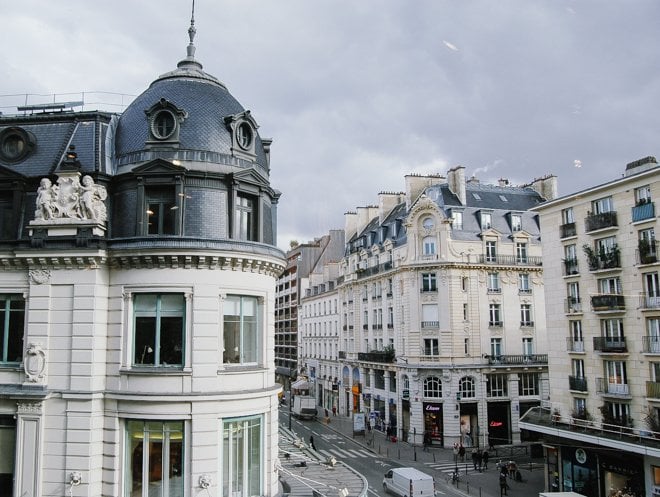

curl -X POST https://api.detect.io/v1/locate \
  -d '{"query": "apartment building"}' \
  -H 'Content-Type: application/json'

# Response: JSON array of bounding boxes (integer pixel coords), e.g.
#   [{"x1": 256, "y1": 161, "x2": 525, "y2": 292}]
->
[
  {"x1": 300, "y1": 169, "x2": 555, "y2": 448},
  {"x1": 521, "y1": 157, "x2": 660, "y2": 497}
]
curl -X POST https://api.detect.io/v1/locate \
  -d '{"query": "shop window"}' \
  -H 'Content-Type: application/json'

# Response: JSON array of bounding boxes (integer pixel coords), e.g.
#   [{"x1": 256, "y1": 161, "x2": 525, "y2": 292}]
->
[
  {"x1": 133, "y1": 294, "x2": 184, "y2": 367},
  {"x1": 0, "y1": 295, "x2": 24, "y2": 364},
  {"x1": 486, "y1": 374, "x2": 508, "y2": 397},
  {"x1": 223, "y1": 296, "x2": 260, "y2": 365},
  {"x1": 126, "y1": 420, "x2": 183, "y2": 497},
  {"x1": 423, "y1": 376, "x2": 442, "y2": 398}
]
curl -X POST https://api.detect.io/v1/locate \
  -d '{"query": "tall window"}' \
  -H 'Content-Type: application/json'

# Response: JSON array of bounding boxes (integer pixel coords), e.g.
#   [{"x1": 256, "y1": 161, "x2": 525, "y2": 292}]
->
[
  {"x1": 423, "y1": 376, "x2": 442, "y2": 398},
  {"x1": 570, "y1": 320, "x2": 584, "y2": 351},
  {"x1": 459, "y1": 376, "x2": 476, "y2": 398},
  {"x1": 452, "y1": 211, "x2": 463, "y2": 230},
  {"x1": 519, "y1": 373, "x2": 539, "y2": 396},
  {"x1": 511, "y1": 214, "x2": 522, "y2": 232},
  {"x1": 598, "y1": 276, "x2": 621, "y2": 295},
  {"x1": 146, "y1": 187, "x2": 176, "y2": 235},
  {"x1": 635, "y1": 185, "x2": 652, "y2": 204},
  {"x1": 592, "y1": 196, "x2": 614, "y2": 214},
  {"x1": 522, "y1": 337, "x2": 534, "y2": 356},
  {"x1": 133, "y1": 294, "x2": 184, "y2": 367},
  {"x1": 223, "y1": 295, "x2": 259, "y2": 365},
  {"x1": 235, "y1": 194, "x2": 257, "y2": 241},
  {"x1": 222, "y1": 416, "x2": 262, "y2": 497},
  {"x1": 520, "y1": 304, "x2": 533, "y2": 326},
  {"x1": 490, "y1": 338, "x2": 502, "y2": 357},
  {"x1": 648, "y1": 318, "x2": 660, "y2": 352},
  {"x1": 489, "y1": 304, "x2": 502, "y2": 326},
  {"x1": 0, "y1": 295, "x2": 24, "y2": 363},
  {"x1": 424, "y1": 338, "x2": 439, "y2": 356},
  {"x1": 487, "y1": 374, "x2": 508, "y2": 397},
  {"x1": 518, "y1": 273, "x2": 531, "y2": 294},
  {"x1": 421, "y1": 273, "x2": 437, "y2": 292},
  {"x1": 515, "y1": 242, "x2": 528, "y2": 263},
  {"x1": 572, "y1": 359, "x2": 585, "y2": 378},
  {"x1": 126, "y1": 420, "x2": 183, "y2": 497},
  {"x1": 422, "y1": 236, "x2": 436, "y2": 256},
  {"x1": 487, "y1": 272, "x2": 500, "y2": 293},
  {"x1": 0, "y1": 416, "x2": 15, "y2": 496},
  {"x1": 561, "y1": 207, "x2": 575, "y2": 224},
  {"x1": 601, "y1": 318, "x2": 624, "y2": 339},
  {"x1": 485, "y1": 241, "x2": 497, "y2": 262}
]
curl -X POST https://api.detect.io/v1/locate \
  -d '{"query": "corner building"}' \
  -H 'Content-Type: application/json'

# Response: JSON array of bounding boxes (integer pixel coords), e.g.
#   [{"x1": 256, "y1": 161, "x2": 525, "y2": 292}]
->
[
  {"x1": 311, "y1": 169, "x2": 555, "y2": 448},
  {"x1": 0, "y1": 25, "x2": 284, "y2": 497},
  {"x1": 522, "y1": 157, "x2": 660, "y2": 497}
]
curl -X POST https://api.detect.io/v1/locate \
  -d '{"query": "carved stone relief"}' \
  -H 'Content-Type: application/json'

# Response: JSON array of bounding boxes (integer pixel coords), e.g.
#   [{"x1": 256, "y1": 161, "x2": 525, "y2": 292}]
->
[
  {"x1": 33, "y1": 173, "x2": 107, "y2": 224},
  {"x1": 24, "y1": 343, "x2": 46, "y2": 383}
]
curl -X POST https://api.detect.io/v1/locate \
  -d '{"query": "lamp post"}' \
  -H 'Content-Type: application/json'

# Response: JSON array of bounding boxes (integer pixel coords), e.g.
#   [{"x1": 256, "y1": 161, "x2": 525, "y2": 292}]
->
[{"x1": 288, "y1": 367, "x2": 294, "y2": 430}]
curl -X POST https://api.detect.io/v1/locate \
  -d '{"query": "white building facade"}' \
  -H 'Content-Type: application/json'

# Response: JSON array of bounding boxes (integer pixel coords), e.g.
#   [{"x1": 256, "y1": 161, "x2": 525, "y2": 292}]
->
[{"x1": 0, "y1": 19, "x2": 284, "y2": 497}]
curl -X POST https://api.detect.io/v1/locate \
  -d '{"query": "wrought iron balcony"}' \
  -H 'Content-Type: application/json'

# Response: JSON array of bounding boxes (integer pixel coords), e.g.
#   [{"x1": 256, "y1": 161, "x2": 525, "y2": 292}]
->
[
  {"x1": 595, "y1": 378, "x2": 630, "y2": 397},
  {"x1": 593, "y1": 336, "x2": 627, "y2": 353},
  {"x1": 639, "y1": 293, "x2": 660, "y2": 310},
  {"x1": 478, "y1": 254, "x2": 543, "y2": 266},
  {"x1": 485, "y1": 354, "x2": 547, "y2": 365},
  {"x1": 566, "y1": 338, "x2": 585, "y2": 353},
  {"x1": 568, "y1": 375, "x2": 588, "y2": 392},
  {"x1": 560, "y1": 222, "x2": 577, "y2": 238},
  {"x1": 647, "y1": 380, "x2": 660, "y2": 398},
  {"x1": 591, "y1": 294, "x2": 625, "y2": 312},
  {"x1": 585, "y1": 211, "x2": 618, "y2": 232},
  {"x1": 563, "y1": 258, "x2": 579, "y2": 276},
  {"x1": 637, "y1": 240, "x2": 658, "y2": 265},
  {"x1": 565, "y1": 297, "x2": 583, "y2": 314},
  {"x1": 421, "y1": 321, "x2": 439, "y2": 329},
  {"x1": 642, "y1": 336, "x2": 660, "y2": 353},
  {"x1": 357, "y1": 350, "x2": 395, "y2": 363}
]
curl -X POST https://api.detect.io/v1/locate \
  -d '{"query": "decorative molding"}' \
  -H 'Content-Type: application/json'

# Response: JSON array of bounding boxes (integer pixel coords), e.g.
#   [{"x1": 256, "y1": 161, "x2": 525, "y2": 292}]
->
[
  {"x1": 29, "y1": 269, "x2": 51, "y2": 285},
  {"x1": 24, "y1": 342, "x2": 46, "y2": 383},
  {"x1": 17, "y1": 401, "x2": 43, "y2": 415}
]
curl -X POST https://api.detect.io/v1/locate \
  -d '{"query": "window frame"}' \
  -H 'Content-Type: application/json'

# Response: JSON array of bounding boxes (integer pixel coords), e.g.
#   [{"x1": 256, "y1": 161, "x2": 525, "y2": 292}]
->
[
  {"x1": 0, "y1": 294, "x2": 25, "y2": 364},
  {"x1": 221, "y1": 415, "x2": 263, "y2": 497},
  {"x1": 423, "y1": 376, "x2": 442, "y2": 398},
  {"x1": 223, "y1": 294, "x2": 262, "y2": 367},
  {"x1": 421, "y1": 273, "x2": 437, "y2": 292},
  {"x1": 486, "y1": 373, "x2": 508, "y2": 397}
]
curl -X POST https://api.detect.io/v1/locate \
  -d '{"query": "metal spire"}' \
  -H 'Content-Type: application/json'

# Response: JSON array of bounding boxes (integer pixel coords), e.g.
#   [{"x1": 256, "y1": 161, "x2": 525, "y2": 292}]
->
[{"x1": 187, "y1": 0, "x2": 196, "y2": 59}]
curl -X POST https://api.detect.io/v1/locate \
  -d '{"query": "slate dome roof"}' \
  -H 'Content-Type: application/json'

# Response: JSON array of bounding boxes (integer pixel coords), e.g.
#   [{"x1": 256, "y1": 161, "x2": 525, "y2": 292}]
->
[{"x1": 114, "y1": 25, "x2": 269, "y2": 174}]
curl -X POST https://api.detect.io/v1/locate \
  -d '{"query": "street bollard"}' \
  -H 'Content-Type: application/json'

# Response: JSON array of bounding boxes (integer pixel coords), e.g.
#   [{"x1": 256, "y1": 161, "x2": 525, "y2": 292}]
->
[
  {"x1": 398, "y1": 448, "x2": 400, "y2": 459},
  {"x1": 433, "y1": 453, "x2": 436, "y2": 463}
]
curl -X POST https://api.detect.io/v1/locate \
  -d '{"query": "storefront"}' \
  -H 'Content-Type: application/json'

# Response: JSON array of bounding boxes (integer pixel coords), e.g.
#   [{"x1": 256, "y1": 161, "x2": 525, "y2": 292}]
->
[
  {"x1": 460, "y1": 402, "x2": 479, "y2": 447},
  {"x1": 487, "y1": 401, "x2": 511, "y2": 445},
  {"x1": 423, "y1": 402, "x2": 443, "y2": 445}
]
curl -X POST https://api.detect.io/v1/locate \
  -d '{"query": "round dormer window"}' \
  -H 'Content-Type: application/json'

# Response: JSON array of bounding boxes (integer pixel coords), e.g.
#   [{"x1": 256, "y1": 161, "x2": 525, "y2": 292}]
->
[
  {"x1": 0, "y1": 127, "x2": 35, "y2": 163},
  {"x1": 236, "y1": 122, "x2": 253, "y2": 150},
  {"x1": 422, "y1": 216, "x2": 435, "y2": 230},
  {"x1": 151, "y1": 110, "x2": 176, "y2": 140}
]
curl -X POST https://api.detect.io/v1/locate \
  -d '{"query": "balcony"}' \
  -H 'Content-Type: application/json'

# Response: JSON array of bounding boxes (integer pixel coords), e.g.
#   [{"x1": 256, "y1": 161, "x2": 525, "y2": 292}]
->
[
  {"x1": 585, "y1": 211, "x2": 618, "y2": 232},
  {"x1": 421, "y1": 321, "x2": 439, "y2": 329},
  {"x1": 478, "y1": 254, "x2": 543, "y2": 266},
  {"x1": 637, "y1": 240, "x2": 659, "y2": 265},
  {"x1": 488, "y1": 320, "x2": 503, "y2": 328},
  {"x1": 420, "y1": 287, "x2": 437, "y2": 293},
  {"x1": 357, "y1": 350, "x2": 395, "y2": 364},
  {"x1": 647, "y1": 381, "x2": 660, "y2": 398},
  {"x1": 487, "y1": 287, "x2": 502, "y2": 294},
  {"x1": 569, "y1": 375, "x2": 588, "y2": 392},
  {"x1": 596, "y1": 378, "x2": 630, "y2": 397},
  {"x1": 632, "y1": 200, "x2": 655, "y2": 222},
  {"x1": 584, "y1": 246, "x2": 621, "y2": 271},
  {"x1": 565, "y1": 297, "x2": 583, "y2": 314},
  {"x1": 642, "y1": 336, "x2": 660, "y2": 353},
  {"x1": 593, "y1": 336, "x2": 627, "y2": 353},
  {"x1": 520, "y1": 321, "x2": 534, "y2": 328},
  {"x1": 591, "y1": 294, "x2": 625, "y2": 312},
  {"x1": 485, "y1": 354, "x2": 547, "y2": 365},
  {"x1": 566, "y1": 338, "x2": 585, "y2": 353},
  {"x1": 563, "y1": 258, "x2": 579, "y2": 276},
  {"x1": 560, "y1": 222, "x2": 577, "y2": 238},
  {"x1": 639, "y1": 293, "x2": 660, "y2": 310}
]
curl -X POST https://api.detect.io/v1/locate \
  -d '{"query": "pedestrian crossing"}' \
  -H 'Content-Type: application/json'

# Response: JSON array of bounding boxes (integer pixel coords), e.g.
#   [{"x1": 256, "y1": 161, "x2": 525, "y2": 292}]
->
[
  {"x1": 424, "y1": 461, "x2": 490, "y2": 475},
  {"x1": 318, "y1": 447, "x2": 378, "y2": 459}
]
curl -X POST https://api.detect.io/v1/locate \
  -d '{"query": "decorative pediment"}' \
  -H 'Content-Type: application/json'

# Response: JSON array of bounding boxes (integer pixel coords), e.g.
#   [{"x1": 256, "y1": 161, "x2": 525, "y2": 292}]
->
[
  {"x1": 131, "y1": 159, "x2": 187, "y2": 176},
  {"x1": 224, "y1": 110, "x2": 259, "y2": 161},
  {"x1": 0, "y1": 163, "x2": 28, "y2": 181}
]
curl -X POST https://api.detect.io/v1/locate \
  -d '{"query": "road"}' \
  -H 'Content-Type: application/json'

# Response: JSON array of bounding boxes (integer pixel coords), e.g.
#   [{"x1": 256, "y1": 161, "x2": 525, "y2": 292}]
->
[{"x1": 279, "y1": 409, "x2": 464, "y2": 497}]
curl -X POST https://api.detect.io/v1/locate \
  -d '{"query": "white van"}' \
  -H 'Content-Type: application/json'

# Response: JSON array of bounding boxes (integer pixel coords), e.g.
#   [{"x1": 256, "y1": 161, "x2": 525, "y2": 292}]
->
[{"x1": 383, "y1": 467, "x2": 435, "y2": 497}]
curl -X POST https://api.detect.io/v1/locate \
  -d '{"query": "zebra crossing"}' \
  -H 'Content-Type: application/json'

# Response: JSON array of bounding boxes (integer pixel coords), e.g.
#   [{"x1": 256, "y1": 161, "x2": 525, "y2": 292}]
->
[
  {"x1": 318, "y1": 447, "x2": 378, "y2": 460},
  {"x1": 424, "y1": 461, "x2": 490, "y2": 476}
]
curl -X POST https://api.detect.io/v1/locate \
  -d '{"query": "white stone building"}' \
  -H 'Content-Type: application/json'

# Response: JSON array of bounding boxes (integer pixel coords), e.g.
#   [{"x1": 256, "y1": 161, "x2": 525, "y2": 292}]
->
[
  {"x1": 0, "y1": 17, "x2": 284, "y2": 497},
  {"x1": 521, "y1": 156, "x2": 660, "y2": 497},
  {"x1": 300, "y1": 169, "x2": 556, "y2": 448}
]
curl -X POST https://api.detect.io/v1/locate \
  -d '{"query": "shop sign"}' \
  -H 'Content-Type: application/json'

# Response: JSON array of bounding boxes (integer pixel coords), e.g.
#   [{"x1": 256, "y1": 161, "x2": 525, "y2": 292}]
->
[
  {"x1": 402, "y1": 389, "x2": 410, "y2": 399},
  {"x1": 489, "y1": 420, "x2": 503, "y2": 427},
  {"x1": 425, "y1": 404, "x2": 441, "y2": 412}
]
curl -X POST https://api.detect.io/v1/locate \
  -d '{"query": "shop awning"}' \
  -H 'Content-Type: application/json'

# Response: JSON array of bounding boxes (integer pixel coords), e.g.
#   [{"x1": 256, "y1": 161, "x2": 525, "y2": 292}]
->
[{"x1": 292, "y1": 379, "x2": 310, "y2": 390}]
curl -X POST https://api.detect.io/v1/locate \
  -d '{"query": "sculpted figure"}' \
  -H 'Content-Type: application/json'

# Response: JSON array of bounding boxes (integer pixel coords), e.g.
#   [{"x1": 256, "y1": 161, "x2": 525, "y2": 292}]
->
[
  {"x1": 79, "y1": 175, "x2": 107, "y2": 222},
  {"x1": 35, "y1": 178, "x2": 57, "y2": 220}
]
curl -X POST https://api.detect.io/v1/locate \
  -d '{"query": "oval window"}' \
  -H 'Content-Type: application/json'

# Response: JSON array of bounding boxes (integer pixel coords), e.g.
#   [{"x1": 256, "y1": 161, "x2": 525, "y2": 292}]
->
[
  {"x1": 236, "y1": 122, "x2": 253, "y2": 150},
  {"x1": 0, "y1": 127, "x2": 34, "y2": 163},
  {"x1": 152, "y1": 110, "x2": 176, "y2": 140}
]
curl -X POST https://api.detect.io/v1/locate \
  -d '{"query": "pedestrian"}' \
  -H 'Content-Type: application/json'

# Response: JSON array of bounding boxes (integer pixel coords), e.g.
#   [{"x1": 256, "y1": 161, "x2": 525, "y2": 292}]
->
[
  {"x1": 423, "y1": 431, "x2": 431, "y2": 451},
  {"x1": 499, "y1": 472, "x2": 508, "y2": 496},
  {"x1": 482, "y1": 450, "x2": 489, "y2": 470},
  {"x1": 489, "y1": 437, "x2": 495, "y2": 451},
  {"x1": 332, "y1": 405, "x2": 336, "y2": 416},
  {"x1": 471, "y1": 448, "x2": 478, "y2": 470},
  {"x1": 476, "y1": 449, "x2": 483, "y2": 472},
  {"x1": 309, "y1": 435, "x2": 316, "y2": 451},
  {"x1": 458, "y1": 443, "x2": 465, "y2": 462}
]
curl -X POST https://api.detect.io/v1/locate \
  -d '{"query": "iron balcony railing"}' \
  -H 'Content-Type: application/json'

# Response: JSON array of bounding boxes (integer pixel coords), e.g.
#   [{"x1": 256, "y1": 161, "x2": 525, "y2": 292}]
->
[
  {"x1": 357, "y1": 351, "x2": 395, "y2": 363},
  {"x1": 563, "y1": 258, "x2": 579, "y2": 276},
  {"x1": 637, "y1": 240, "x2": 659, "y2": 265},
  {"x1": 486, "y1": 354, "x2": 547, "y2": 365},
  {"x1": 478, "y1": 254, "x2": 543, "y2": 266},
  {"x1": 565, "y1": 297, "x2": 583, "y2": 314},
  {"x1": 560, "y1": 222, "x2": 577, "y2": 238},
  {"x1": 647, "y1": 381, "x2": 660, "y2": 398},
  {"x1": 566, "y1": 338, "x2": 585, "y2": 352},
  {"x1": 591, "y1": 294, "x2": 625, "y2": 311},
  {"x1": 642, "y1": 336, "x2": 660, "y2": 353},
  {"x1": 639, "y1": 293, "x2": 660, "y2": 310},
  {"x1": 593, "y1": 336, "x2": 627, "y2": 353},
  {"x1": 568, "y1": 375, "x2": 588, "y2": 392},
  {"x1": 585, "y1": 211, "x2": 618, "y2": 232},
  {"x1": 595, "y1": 378, "x2": 630, "y2": 396}
]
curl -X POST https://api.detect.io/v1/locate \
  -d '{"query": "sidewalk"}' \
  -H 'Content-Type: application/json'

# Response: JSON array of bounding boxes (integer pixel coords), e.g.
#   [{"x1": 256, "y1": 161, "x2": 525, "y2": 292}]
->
[{"x1": 318, "y1": 413, "x2": 546, "y2": 497}]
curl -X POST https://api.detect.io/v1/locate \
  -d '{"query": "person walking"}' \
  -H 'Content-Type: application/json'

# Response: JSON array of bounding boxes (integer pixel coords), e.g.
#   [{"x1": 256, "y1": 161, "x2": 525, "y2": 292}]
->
[
  {"x1": 423, "y1": 431, "x2": 431, "y2": 451},
  {"x1": 332, "y1": 405, "x2": 336, "y2": 416},
  {"x1": 471, "y1": 448, "x2": 478, "y2": 470},
  {"x1": 309, "y1": 435, "x2": 316, "y2": 451},
  {"x1": 482, "y1": 449, "x2": 489, "y2": 470},
  {"x1": 476, "y1": 449, "x2": 483, "y2": 472},
  {"x1": 499, "y1": 471, "x2": 508, "y2": 496},
  {"x1": 458, "y1": 443, "x2": 465, "y2": 462}
]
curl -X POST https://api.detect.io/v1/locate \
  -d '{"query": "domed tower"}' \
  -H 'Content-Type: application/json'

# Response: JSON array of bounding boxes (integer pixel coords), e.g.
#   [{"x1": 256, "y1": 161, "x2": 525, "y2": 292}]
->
[{"x1": 0, "y1": 10, "x2": 285, "y2": 497}]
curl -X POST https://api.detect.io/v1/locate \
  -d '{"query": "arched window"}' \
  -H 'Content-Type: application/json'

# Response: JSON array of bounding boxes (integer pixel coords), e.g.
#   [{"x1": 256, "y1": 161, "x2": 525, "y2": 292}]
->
[
  {"x1": 423, "y1": 376, "x2": 442, "y2": 398},
  {"x1": 422, "y1": 236, "x2": 436, "y2": 256},
  {"x1": 459, "y1": 376, "x2": 476, "y2": 398}
]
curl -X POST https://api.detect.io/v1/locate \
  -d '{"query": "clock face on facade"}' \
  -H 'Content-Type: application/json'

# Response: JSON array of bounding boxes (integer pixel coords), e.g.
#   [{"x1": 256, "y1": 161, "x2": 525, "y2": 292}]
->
[{"x1": 575, "y1": 448, "x2": 587, "y2": 464}]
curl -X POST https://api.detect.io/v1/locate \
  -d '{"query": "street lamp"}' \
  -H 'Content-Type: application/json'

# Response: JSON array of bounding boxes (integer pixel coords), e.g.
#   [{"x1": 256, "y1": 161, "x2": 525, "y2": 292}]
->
[{"x1": 288, "y1": 367, "x2": 294, "y2": 430}]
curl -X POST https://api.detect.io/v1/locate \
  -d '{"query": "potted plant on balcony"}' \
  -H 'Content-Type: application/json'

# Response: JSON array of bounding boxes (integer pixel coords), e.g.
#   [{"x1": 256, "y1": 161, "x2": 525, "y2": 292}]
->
[
  {"x1": 639, "y1": 238, "x2": 656, "y2": 264},
  {"x1": 599, "y1": 404, "x2": 633, "y2": 434},
  {"x1": 643, "y1": 407, "x2": 660, "y2": 438},
  {"x1": 582, "y1": 244, "x2": 599, "y2": 271},
  {"x1": 570, "y1": 407, "x2": 593, "y2": 429}
]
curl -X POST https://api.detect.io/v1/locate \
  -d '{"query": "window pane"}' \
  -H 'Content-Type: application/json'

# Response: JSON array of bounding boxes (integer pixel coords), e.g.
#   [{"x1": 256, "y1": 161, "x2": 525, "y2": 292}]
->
[
  {"x1": 0, "y1": 296, "x2": 25, "y2": 363},
  {"x1": 0, "y1": 416, "x2": 16, "y2": 497},
  {"x1": 134, "y1": 317, "x2": 156, "y2": 365},
  {"x1": 160, "y1": 316, "x2": 183, "y2": 365}
]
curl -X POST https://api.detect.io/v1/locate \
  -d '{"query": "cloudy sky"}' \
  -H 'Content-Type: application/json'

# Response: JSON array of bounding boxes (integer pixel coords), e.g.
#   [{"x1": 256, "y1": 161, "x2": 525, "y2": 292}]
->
[{"x1": 1, "y1": 1, "x2": 659, "y2": 250}]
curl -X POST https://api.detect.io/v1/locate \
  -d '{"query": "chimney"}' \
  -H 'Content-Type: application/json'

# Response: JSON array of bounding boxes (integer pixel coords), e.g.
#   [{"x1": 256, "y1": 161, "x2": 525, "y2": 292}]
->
[
  {"x1": 498, "y1": 178, "x2": 509, "y2": 187},
  {"x1": 447, "y1": 166, "x2": 467, "y2": 205},
  {"x1": 625, "y1": 156, "x2": 658, "y2": 176},
  {"x1": 378, "y1": 191, "x2": 404, "y2": 223},
  {"x1": 529, "y1": 175, "x2": 558, "y2": 201},
  {"x1": 344, "y1": 211, "x2": 357, "y2": 239},
  {"x1": 356, "y1": 206, "x2": 379, "y2": 236},
  {"x1": 404, "y1": 173, "x2": 446, "y2": 210}
]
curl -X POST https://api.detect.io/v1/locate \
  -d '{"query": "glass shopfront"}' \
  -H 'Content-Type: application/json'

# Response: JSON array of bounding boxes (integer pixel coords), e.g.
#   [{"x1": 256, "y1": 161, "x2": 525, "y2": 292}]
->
[{"x1": 423, "y1": 402, "x2": 443, "y2": 445}]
